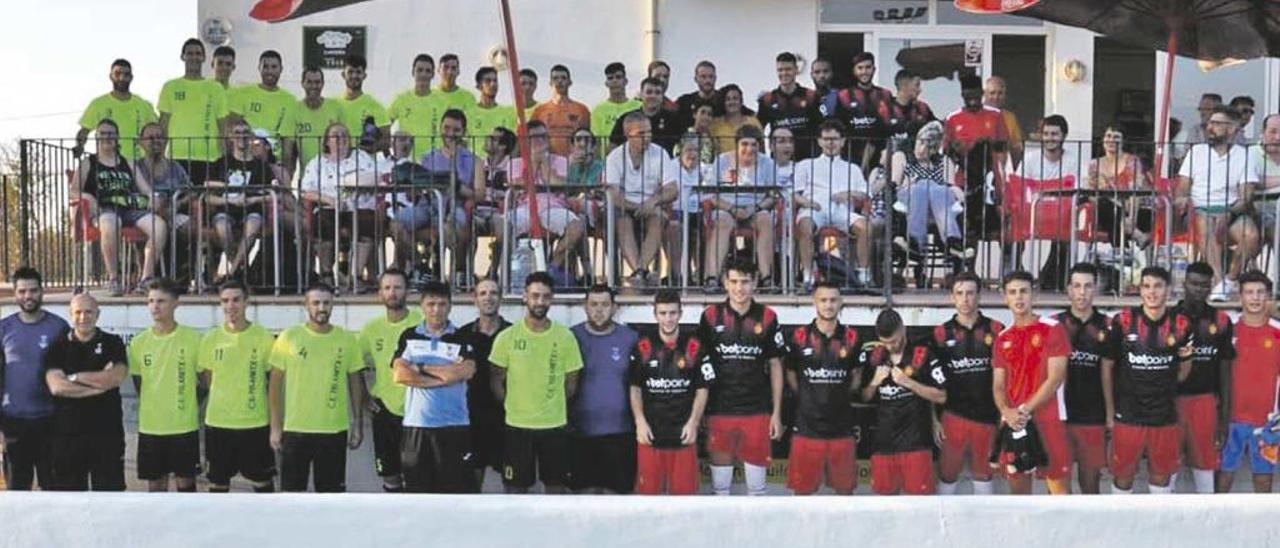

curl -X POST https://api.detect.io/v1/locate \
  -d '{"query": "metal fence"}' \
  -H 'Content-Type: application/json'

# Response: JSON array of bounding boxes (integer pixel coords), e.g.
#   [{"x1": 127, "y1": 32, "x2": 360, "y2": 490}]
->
[{"x1": 13, "y1": 130, "x2": 1279, "y2": 299}]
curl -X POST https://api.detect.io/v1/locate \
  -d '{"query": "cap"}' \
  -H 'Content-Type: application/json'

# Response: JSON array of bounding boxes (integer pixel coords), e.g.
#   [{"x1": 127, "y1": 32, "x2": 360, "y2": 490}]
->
[{"x1": 252, "y1": 127, "x2": 276, "y2": 148}]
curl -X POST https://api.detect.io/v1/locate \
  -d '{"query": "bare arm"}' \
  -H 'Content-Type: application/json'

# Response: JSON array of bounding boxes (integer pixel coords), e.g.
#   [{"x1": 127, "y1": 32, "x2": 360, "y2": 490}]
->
[
  {"x1": 45, "y1": 369, "x2": 106, "y2": 398},
  {"x1": 769, "y1": 357, "x2": 784, "y2": 440},
  {"x1": 1218, "y1": 359, "x2": 1233, "y2": 439},
  {"x1": 1101, "y1": 358, "x2": 1115, "y2": 429},
  {"x1": 862, "y1": 366, "x2": 889, "y2": 403},
  {"x1": 684, "y1": 387, "x2": 710, "y2": 445},
  {"x1": 490, "y1": 365, "x2": 506, "y2": 404},
  {"x1": 393, "y1": 358, "x2": 445, "y2": 388},
  {"x1": 159, "y1": 112, "x2": 171, "y2": 133},
  {"x1": 269, "y1": 368, "x2": 285, "y2": 450},
  {"x1": 422, "y1": 359, "x2": 476, "y2": 384},
  {"x1": 630, "y1": 386, "x2": 652, "y2": 445},
  {"x1": 785, "y1": 369, "x2": 799, "y2": 393},
  {"x1": 1177, "y1": 358, "x2": 1193, "y2": 383},
  {"x1": 565, "y1": 370, "x2": 580, "y2": 401}
]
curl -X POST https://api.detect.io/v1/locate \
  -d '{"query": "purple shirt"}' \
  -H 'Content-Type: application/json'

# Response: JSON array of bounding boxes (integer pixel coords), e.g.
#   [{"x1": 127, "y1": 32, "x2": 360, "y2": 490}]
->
[
  {"x1": 1, "y1": 312, "x2": 69, "y2": 419},
  {"x1": 570, "y1": 323, "x2": 639, "y2": 436}
]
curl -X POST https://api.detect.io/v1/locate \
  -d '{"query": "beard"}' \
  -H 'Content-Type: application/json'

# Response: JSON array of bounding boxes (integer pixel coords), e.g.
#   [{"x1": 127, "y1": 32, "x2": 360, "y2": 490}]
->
[
  {"x1": 528, "y1": 304, "x2": 549, "y2": 320},
  {"x1": 19, "y1": 298, "x2": 40, "y2": 313}
]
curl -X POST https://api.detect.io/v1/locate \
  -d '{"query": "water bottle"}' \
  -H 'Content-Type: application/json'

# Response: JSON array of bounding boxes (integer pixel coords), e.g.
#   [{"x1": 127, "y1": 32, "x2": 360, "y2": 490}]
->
[
  {"x1": 1172, "y1": 248, "x2": 1189, "y2": 296},
  {"x1": 507, "y1": 238, "x2": 547, "y2": 293}
]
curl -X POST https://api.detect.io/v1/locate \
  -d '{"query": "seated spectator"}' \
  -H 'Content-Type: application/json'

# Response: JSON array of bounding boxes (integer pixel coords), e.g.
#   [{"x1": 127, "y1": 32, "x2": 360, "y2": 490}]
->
[
  {"x1": 890, "y1": 121, "x2": 965, "y2": 283},
  {"x1": 1007, "y1": 114, "x2": 1081, "y2": 289},
  {"x1": 508, "y1": 120, "x2": 584, "y2": 285},
  {"x1": 1177, "y1": 105, "x2": 1259, "y2": 301},
  {"x1": 409, "y1": 109, "x2": 476, "y2": 282},
  {"x1": 1086, "y1": 124, "x2": 1152, "y2": 250},
  {"x1": 709, "y1": 84, "x2": 761, "y2": 156},
  {"x1": 667, "y1": 131, "x2": 711, "y2": 286},
  {"x1": 299, "y1": 122, "x2": 386, "y2": 290},
  {"x1": 74, "y1": 119, "x2": 166, "y2": 296},
  {"x1": 771, "y1": 127, "x2": 796, "y2": 189},
  {"x1": 473, "y1": 127, "x2": 517, "y2": 279},
  {"x1": 684, "y1": 99, "x2": 717, "y2": 164},
  {"x1": 605, "y1": 111, "x2": 679, "y2": 287},
  {"x1": 704, "y1": 125, "x2": 779, "y2": 291},
  {"x1": 205, "y1": 119, "x2": 279, "y2": 283},
  {"x1": 1231, "y1": 95, "x2": 1257, "y2": 145},
  {"x1": 133, "y1": 122, "x2": 191, "y2": 234},
  {"x1": 383, "y1": 125, "x2": 423, "y2": 278},
  {"x1": 793, "y1": 119, "x2": 872, "y2": 290},
  {"x1": 566, "y1": 127, "x2": 605, "y2": 280},
  {"x1": 1251, "y1": 113, "x2": 1280, "y2": 247}
]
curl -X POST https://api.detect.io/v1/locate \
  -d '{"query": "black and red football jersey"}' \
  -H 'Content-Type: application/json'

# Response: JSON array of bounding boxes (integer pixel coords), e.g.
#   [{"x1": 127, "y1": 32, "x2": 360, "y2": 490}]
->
[
  {"x1": 786, "y1": 322, "x2": 861, "y2": 438},
  {"x1": 629, "y1": 330, "x2": 713, "y2": 448},
  {"x1": 1105, "y1": 307, "x2": 1195, "y2": 427},
  {"x1": 1054, "y1": 309, "x2": 1110, "y2": 425},
  {"x1": 931, "y1": 314, "x2": 1004, "y2": 425},
  {"x1": 696, "y1": 301, "x2": 787, "y2": 416},
  {"x1": 1172, "y1": 302, "x2": 1235, "y2": 397},
  {"x1": 860, "y1": 343, "x2": 944, "y2": 455}
]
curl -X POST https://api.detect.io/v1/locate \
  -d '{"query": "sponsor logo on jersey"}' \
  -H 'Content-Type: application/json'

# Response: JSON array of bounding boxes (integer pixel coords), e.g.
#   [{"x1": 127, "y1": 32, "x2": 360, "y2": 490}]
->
[
  {"x1": 802, "y1": 348, "x2": 814, "y2": 356},
  {"x1": 717, "y1": 343, "x2": 764, "y2": 357},
  {"x1": 1192, "y1": 345, "x2": 1218, "y2": 359},
  {"x1": 803, "y1": 367, "x2": 847, "y2": 382},
  {"x1": 646, "y1": 377, "x2": 691, "y2": 390},
  {"x1": 1069, "y1": 350, "x2": 1101, "y2": 365},
  {"x1": 949, "y1": 356, "x2": 991, "y2": 371},
  {"x1": 1127, "y1": 352, "x2": 1174, "y2": 369}
]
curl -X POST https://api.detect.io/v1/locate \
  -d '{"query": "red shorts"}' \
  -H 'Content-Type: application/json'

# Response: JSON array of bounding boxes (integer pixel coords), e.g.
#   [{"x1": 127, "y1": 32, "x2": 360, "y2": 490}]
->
[
  {"x1": 787, "y1": 435, "x2": 856, "y2": 495},
  {"x1": 635, "y1": 444, "x2": 698, "y2": 495},
  {"x1": 1110, "y1": 423, "x2": 1180, "y2": 481},
  {"x1": 938, "y1": 412, "x2": 996, "y2": 482},
  {"x1": 1177, "y1": 394, "x2": 1219, "y2": 470},
  {"x1": 1066, "y1": 424, "x2": 1107, "y2": 473},
  {"x1": 706, "y1": 414, "x2": 771, "y2": 466},
  {"x1": 870, "y1": 450, "x2": 934, "y2": 495}
]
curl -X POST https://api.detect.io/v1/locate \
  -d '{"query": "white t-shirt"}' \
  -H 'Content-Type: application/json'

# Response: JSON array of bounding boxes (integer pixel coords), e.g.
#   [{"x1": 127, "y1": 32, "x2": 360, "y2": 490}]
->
[
  {"x1": 793, "y1": 154, "x2": 868, "y2": 210},
  {"x1": 300, "y1": 149, "x2": 386, "y2": 210},
  {"x1": 1178, "y1": 143, "x2": 1257, "y2": 210},
  {"x1": 712, "y1": 152, "x2": 778, "y2": 207},
  {"x1": 1012, "y1": 147, "x2": 1082, "y2": 182},
  {"x1": 675, "y1": 162, "x2": 712, "y2": 212},
  {"x1": 605, "y1": 142, "x2": 677, "y2": 204}
]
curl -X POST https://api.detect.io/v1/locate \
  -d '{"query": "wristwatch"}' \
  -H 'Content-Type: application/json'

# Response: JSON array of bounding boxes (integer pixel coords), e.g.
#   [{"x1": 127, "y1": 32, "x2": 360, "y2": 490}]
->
[{"x1": 67, "y1": 373, "x2": 79, "y2": 383}]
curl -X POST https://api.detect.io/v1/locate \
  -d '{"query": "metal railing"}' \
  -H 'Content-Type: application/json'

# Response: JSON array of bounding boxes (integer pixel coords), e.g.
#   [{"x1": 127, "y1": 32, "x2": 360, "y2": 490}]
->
[{"x1": 14, "y1": 131, "x2": 1280, "y2": 298}]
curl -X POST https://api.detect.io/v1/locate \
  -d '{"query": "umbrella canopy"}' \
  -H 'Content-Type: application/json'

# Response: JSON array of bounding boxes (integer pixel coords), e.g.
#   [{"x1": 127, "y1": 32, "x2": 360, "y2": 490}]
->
[{"x1": 1014, "y1": 0, "x2": 1280, "y2": 62}]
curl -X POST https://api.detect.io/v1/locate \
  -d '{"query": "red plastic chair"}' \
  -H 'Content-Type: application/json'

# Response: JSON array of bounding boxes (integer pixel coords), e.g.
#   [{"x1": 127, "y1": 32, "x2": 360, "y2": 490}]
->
[{"x1": 68, "y1": 169, "x2": 148, "y2": 290}]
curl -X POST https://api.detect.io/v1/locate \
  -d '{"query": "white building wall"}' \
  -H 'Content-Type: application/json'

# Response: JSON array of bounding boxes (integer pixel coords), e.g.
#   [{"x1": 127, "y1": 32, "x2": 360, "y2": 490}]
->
[{"x1": 1046, "y1": 23, "x2": 1095, "y2": 141}]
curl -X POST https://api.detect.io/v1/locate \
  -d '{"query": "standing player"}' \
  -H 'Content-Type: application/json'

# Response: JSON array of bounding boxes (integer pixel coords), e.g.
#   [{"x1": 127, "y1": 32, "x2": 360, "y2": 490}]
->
[
  {"x1": 836, "y1": 52, "x2": 894, "y2": 173},
  {"x1": 229, "y1": 50, "x2": 297, "y2": 170},
  {"x1": 392, "y1": 282, "x2": 479, "y2": 493},
  {"x1": 569, "y1": 286, "x2": 639, "y2": 494},
  {"x1": 1054, "y1": 263, "x2": 1111, "y2": 494},
  {"x1": 490, "y1": 272, "x2": 583, "y2": 494},
  {"x1": 294, "y1": 66, "x2": 345, "y2": 170},
  {"x1": 0, "y1": 268, "x2": 69, "y2": 490},
  {"x1": 1217, "y1": 271, "x2": 1280, "y2": 493},
  {"x1": 592, "y1": 62, "x2": 642, "y2": 143},
  {"x1": 1103, "y1": 267, "x2": 1195, "y2": 494},
  {"x1": 861, "y1": 308, "x2": 944, "y2": 495},
  {"x1": 459, "y1": 278, "x2": 511, "y2": 485},
  {"x1": 76, "y1": 59, "x2": 157, "y2": 160},
  {"x1": 159, "y1": 38, "x2": 229, "y2": 185},
  {"x1": 358, "y1": 269, "x2": 423, "y2": 492},
  {"x1": 469, "y1": 67, "x2": 517, "y2": 155},
  {"x1": 387, "y1": 54, "x2": 444, "y2": 159},
  {"x1": 338, "y1": 54, "x2": 391, "y2": 148},
  {"x1": 43, "y1": 294, "x2": 128, "y2": 491},
  {"x1": 698, "y1": 256, "x2": 787, "y2": 496},
  {"x1": 435, "y1": 54, "x2": 477, "y2": 113},
  {"x1": 211, "y1": 46, "x2": 236, "y2": 89},
  {"x1": 531, "y1": 65, "x2": 591, "y2": 156},
  {"x1": 786, "y1": 281, "x2": 861, "y2": 496},
  {"x1": 933, "y1": 272, "x2": 1004, "y2": 495},
  {"x1": 757, "y1": 52, "x2": 820, "y2": 161},
  {"x1": 129, "y1": 278, "x2": 203, "y2": 492},
  {"x1": 269, "y1": 283, "x2": 368, "y2": 492},
  {"x1": 630, "y1": 289, "x2": 712, "y2": 495},
  {"x1": 198, "y1": 279, "x2": 277, "y2": 493},
  {"x1": 1173, "y1": 262, "x2": 1234, "y2": 493},
  {"x1": 991, "y1": 271, "x2": 1072, "y2": 495}
]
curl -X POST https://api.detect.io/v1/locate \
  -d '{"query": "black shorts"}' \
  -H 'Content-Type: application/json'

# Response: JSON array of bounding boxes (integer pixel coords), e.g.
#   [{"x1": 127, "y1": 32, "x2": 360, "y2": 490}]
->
[
  {"x1": 280, "y1": 431, "x2": 347, "y2": 493},
  {"x1": 401, "y1": 426, "x2": 478, "y2": 493},
  {"x1": 314, "y1": 208, "x2": 382, "y2": 240},
  {"x1": 180, "y1": 160, "x2": 214, "y2": 186},
  {"x1": 205, "y1": 425, "x2": 276, "y2": 485},
  {"x1": 1, "y1": 415, "x2": 53, "y2": 491},
  {"x1": 503, "y1": 426, "x2": 570, "y2": 489},
  {"x1": 50, "y1": 433, "x2": 125, "y2": 491},
  {"x1": 99, "y1": 205, "x2": 151, "y2": 227},
  {"x1": 568, "y1": 433, "x2": 636, "y2": 493},
  {"x1": 137, "y1": 431, "x2": 201, "y2": 480},
  {"x1": 470, "y1": 415, "x2": 504, "y2": 472},
  {"x1": 371, "y1": 402, "x2": 404, "y2": 477}
]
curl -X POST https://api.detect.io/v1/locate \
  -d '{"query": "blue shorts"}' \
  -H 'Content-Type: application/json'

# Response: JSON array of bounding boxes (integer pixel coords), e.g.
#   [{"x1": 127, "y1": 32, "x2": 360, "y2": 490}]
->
[{"x1": 1220, "y1": 421, "x2": 1278, "y2": 474}]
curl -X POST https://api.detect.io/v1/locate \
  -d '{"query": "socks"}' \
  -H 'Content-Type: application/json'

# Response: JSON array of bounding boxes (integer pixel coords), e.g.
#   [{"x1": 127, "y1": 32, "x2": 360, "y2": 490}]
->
[
  {"x1": 1192, "y1": 469, "x2": 1214, "y2": 494},
  {"x1": 936, "y1": 481, "x2": 958, "y2": 495},
  {"x1": 208, "y1": 485, "x2": 230, "y2": 493},
  {"x1": 744, "y1": 464, "x2": 768, "y2": 496},
  {"x1": 971, "y1": 480, "x2": 994, "y2": 495},
  {"x1": 1148, "y1": 482, "x2": 1174, "y2": 495},
  {"x1": 711, "y1": 465, "x2": 733, "y2": 496},
  {"x1": 177, "y1": 485, "x2": 197, "y2": 493},
  {"x1": 1111, "y1": 485, "x2": 1133, "y2": 495}
]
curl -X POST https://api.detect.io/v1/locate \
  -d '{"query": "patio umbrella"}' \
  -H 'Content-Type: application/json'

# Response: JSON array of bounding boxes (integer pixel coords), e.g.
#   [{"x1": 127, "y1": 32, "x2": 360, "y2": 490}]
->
[{"x1": 957, "y1": 0, "x2": 1280, "y2": 167}]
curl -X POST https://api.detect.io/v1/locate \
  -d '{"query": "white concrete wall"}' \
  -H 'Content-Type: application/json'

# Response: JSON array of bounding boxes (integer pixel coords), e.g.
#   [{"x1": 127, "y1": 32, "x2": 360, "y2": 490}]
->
[
  {"x1": 1046, "y1": 23, "x2": 1095, "y2": 142},
  {"x1": 2, "y1": 492, "x2": 1278, "y2": 547}
]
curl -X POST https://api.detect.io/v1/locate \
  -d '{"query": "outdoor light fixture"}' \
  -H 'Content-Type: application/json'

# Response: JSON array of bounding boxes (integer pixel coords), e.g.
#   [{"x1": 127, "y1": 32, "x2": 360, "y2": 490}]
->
[
  {"x1": 489, "y1": 44, "x2": 509, "y2": 71},
  {"x1": 1062, "y1": 59, "x2": 1087, "y2": 83}
]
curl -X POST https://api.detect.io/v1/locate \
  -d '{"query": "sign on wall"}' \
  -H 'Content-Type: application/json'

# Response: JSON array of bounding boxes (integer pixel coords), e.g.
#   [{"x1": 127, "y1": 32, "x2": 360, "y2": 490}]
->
[{"x1": 303, "y1": 26, "x2": 367, "y2": 70}]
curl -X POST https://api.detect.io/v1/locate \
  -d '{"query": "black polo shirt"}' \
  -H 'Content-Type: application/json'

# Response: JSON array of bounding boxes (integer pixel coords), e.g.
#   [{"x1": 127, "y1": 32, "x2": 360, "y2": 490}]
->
[{"x1": 43, "y1": 329, "x2": 127, "y2": 436}]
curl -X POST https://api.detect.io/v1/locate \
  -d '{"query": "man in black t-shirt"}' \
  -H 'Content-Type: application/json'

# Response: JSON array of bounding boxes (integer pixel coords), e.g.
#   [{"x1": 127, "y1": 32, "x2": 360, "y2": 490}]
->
[
  {"x1": 757, "y1": 52, "x2": 821, "y2": 160},
  {"x1": 860, "y1": 308, "x2": 945, "y2": 495},
  {"x1": 1102, "y1": 266, "x2": 1194, "y2": 494},
  {"x1": 675, "y1": 60, "x2": 719, "y2": 133},
  {"x1": 1172, "y1": 262, "x2": 1235, "y2": 494},
  {"x1": 457, "y1": 278, "x2": 511, "y2": 485},
  {"x1": 696, "y1": 257, "x2": 787, "y2": 496},
  {"x1": 1054, "y1": 263, "x2": 1110, "y2": 494},
  {"x1": 206, "y1": 119, "x2": 278, "y2": 279},
  {"x1": 932, "y1": 272, "x2": 1002, "y2": 495},
  {"x1": 609, "y1": 77, "x2": 681, "y2": 151},
  {"x1": 630, "y1": 290, "x2": 712, "y2": 495},
  {"x1": 785, "y1": 281, "x2": 860, "y2": 495},
  {"x1": 42, "y1": 294, "x2": 129, "y2": 491}
]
